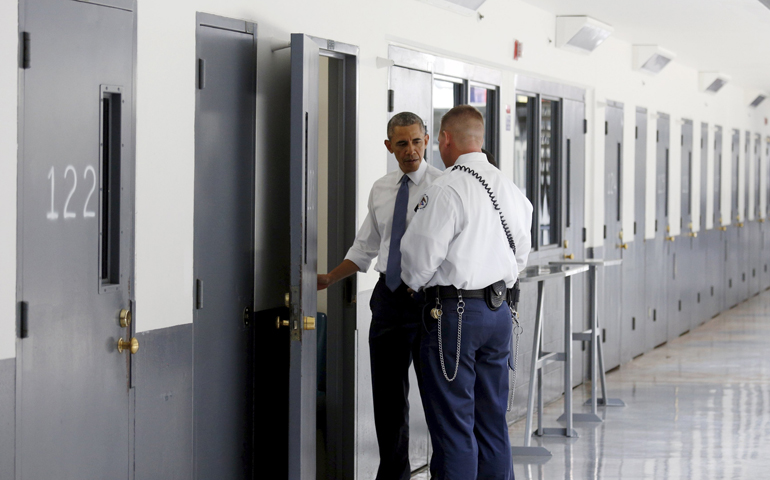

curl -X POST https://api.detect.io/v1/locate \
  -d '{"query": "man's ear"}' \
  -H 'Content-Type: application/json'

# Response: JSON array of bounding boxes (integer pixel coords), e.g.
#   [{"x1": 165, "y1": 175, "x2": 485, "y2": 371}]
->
[{"x1": 384, "y1": 139, "x2": 393, "y2": 153}]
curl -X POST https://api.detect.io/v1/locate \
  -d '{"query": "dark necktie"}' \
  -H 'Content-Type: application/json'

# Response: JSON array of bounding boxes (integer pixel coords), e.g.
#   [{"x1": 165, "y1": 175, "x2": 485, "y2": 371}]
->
[{"x1": 386, "y1": 174, "x2": 410, "y2": 291}]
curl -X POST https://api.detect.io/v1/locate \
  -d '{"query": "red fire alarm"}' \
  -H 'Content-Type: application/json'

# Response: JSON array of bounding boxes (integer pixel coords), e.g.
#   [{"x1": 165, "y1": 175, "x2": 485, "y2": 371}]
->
[{"x1": 514, "y1": 40, "x2": 523, "y2": 61}]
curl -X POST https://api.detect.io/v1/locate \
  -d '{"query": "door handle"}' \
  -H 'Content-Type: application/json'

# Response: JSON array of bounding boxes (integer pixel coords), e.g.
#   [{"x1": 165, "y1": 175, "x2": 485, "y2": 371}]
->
[
  {"x1": 563, "y1": 253, "x2": 574, "y2": 259},
  {"x1": 665, "y1": 236, "x2": 675, "y2": 242},
  {"x1": 618, "y1": 243, "x2": 628, "y2": 250},
  {"x1": 117, "y1": 337, "x2": 139, "y2": 354},
  {"x1": 719, "y1": 226, "x2": 727, "y2": 231},
  {"x1": 688, "y1": 232, "x2": 698, "y2": 238}
]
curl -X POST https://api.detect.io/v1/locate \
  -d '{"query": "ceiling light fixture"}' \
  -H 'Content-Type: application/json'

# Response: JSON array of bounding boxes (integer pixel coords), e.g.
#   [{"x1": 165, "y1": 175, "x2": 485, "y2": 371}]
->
[
  {"x1": 746, "y1": 90, "x2": 767, "y2": 107},
  {"x1": 556, "y1": 16, "x2": 613, "y2": 54},
  {"x1": 633, "y1": 45, "x2": 676, "y2": 75},
  {"x1": 699, "y1": 72, "x2": 730, "y2": 94},
  {"x1": 416, "y1": 0, "x2": 487, "y2": 16}
]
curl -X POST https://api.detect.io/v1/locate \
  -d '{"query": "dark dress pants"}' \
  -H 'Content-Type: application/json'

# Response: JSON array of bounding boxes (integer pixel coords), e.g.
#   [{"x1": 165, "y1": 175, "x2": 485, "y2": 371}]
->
[
  {"x1": 420, "y1": 297, "x2": 514, "y2": 480},
  {"x1": 369, "y1": 276, "x2": 425, "y2": 480}
]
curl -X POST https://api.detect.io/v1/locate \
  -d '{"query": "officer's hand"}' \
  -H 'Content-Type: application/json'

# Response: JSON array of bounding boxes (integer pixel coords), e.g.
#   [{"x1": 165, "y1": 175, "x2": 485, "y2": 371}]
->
[{"x1": 317, "y1": 274, "x2": 332, "y2": 291}]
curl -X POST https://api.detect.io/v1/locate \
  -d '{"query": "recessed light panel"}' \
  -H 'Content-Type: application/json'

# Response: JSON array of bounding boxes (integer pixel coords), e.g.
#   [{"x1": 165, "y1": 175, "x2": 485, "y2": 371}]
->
[
  {"x1": 749, "y1": 94, "x2": 766, "y2": 107},
  {"x1": 633, "y1": 46, "x2": 676, "y2": 75},
  {"x1": 556, "y1": 16, "x2": 613, "y2": 54},
  {"x1": 699, "y1": 72, "x2": 730, "y2": 94},
  {"x1": 417, "y1": 0, "x2": 487, "y2": 16}
]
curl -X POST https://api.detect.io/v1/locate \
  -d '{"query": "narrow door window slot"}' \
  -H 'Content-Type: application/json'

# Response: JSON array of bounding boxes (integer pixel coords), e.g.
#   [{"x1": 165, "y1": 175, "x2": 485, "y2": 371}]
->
[{"x1": 98, "y1": 85, "x2": 123, "y2": 293}]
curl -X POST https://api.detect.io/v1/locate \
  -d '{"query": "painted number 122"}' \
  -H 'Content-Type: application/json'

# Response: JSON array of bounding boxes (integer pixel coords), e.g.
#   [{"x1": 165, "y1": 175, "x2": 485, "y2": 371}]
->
[{"x1": 47, "y1": 165, "x2": 97, "y2": 221}]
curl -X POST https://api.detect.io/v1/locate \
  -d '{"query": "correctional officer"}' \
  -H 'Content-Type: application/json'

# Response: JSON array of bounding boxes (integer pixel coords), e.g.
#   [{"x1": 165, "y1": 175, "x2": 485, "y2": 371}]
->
[
  {"x1": 317, "y1": 112, "x2": 442, "y2": 480},
  {"x1": 401, "y1": 105, "x2": 532, "y2": 480}
]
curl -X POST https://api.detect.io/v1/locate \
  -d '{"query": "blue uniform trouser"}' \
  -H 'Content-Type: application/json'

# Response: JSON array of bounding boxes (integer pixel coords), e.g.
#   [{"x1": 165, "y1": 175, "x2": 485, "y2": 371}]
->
[
  {"x1": 420, "y1": 296, "x2": 514, "y2": 480},
  {"x1": 369, "y1": 277, "x2": 425, "y2": 480}
]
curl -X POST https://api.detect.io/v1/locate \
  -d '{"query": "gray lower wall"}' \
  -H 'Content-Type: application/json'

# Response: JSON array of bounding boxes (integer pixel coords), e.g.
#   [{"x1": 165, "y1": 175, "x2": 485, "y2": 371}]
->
[
  {"x1": 0, "y1": 358, "x2": 14, "y2": 480},
  {"x1": 134, "y1": 324, "x2": 193, "y2": 480}
]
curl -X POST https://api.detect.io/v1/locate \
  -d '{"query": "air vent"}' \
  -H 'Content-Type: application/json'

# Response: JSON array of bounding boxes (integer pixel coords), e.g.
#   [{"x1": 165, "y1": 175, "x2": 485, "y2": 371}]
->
[
  {"x1": 556, "y1": 16, "x2": 613, "y2": 54},
  {"x1": 633, "y1": 45, "x2": 675, "y2": 75},
  {"x1": 417, "y1": 0, "x2": 487, "y2": 16},
  {"x1": 699, "y1": 72, "x2": 730, "y2": 94}
]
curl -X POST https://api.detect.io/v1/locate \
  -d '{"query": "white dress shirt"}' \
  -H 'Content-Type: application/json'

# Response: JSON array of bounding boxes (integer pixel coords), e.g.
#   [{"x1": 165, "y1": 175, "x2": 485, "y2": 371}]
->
[
  {"x1": 400, "y1": 152, "x2": 533, "y2": 291},
  {"x1": 345, "y1": 159, "x2": 443, "y2": 274}
]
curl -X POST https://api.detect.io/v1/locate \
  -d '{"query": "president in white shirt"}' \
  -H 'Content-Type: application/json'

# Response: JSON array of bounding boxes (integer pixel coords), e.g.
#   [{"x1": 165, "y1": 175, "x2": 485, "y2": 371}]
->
[{"x1": 317, "y1": 112, "x2": 442, "y2": 480}]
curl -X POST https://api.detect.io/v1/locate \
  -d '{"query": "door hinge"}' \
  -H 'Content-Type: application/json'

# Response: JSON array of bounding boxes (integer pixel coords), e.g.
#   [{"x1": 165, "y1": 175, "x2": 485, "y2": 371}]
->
[
  {"x1": 387, "y1": 89, "x2": 394, "y2": 113},
  {"x1": 603, "y1": 224, "x2": 607, "y2": 239},
  {"x1": 583, "y1": 119, "x2": 587, "y2": 134},
  {"x1": 681, "y1": 134, "x2": 684, "y2": 145},
  {"x1": 605, "y1": 121, "x2": 608, "y2": 135},
  {"x1": 198, "y1": 58, "x2": 205, "y2": 90},
  {"x1": 635, "y1": 126, "x2": 638, "y2": 139},
  {"x1": 18, "y1": 301, "x2": 29, "y2": 339},
  {"x1": 20, "y1": 32, "x2": 30, "y2": 69},
  {"x1": 582, "y1": 227, "x2": 587, "y2": 242},
  {"x1": 196, "y1": 279, "x2": 203, "y2": 309},
  {"x1": 657, "y1": 130, "x2": 659, "y2": 142}
]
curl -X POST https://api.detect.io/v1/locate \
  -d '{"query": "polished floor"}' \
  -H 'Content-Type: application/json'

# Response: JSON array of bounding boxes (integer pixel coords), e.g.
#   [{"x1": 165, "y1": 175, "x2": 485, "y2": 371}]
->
[{"x1": 415, "y1": 289, "x2": 770, "y2": 479}]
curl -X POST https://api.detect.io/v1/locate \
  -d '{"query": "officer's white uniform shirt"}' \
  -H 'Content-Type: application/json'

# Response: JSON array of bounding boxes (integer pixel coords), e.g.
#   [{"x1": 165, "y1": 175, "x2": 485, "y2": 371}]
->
[
  {"x1": 344, "y1": 158, "x2": 443, "y2": 274},
  {"x1": 400, "y1": 152, "x2": 533, "y2": 291}
]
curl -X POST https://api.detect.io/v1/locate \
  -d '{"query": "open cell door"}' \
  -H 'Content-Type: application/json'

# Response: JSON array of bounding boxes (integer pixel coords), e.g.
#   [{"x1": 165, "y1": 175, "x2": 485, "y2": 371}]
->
[{"x1": 288, "y1": 33, "x2": 319, "y2": 479}]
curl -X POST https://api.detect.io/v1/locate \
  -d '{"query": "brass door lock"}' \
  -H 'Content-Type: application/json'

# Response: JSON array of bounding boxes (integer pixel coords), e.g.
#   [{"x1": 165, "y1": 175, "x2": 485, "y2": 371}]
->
[{"x1": 119, "y1": 309, "x2": 131, "y2": 328}]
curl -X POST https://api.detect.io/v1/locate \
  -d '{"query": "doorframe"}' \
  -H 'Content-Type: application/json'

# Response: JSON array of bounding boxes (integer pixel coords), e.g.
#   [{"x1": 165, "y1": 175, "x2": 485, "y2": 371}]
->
[{"x1": 311, "y1": 35, "x2": 359, "y2": 480}]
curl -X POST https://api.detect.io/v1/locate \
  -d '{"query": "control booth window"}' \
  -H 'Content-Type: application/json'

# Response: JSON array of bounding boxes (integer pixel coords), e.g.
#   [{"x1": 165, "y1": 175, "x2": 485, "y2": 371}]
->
[{"x1": 514, "y1": 93, "x2": 562, "y2": 249}]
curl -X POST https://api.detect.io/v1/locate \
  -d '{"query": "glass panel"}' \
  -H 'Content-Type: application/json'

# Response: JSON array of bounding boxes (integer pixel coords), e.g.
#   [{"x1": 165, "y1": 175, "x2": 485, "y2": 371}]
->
[
  {"x1": 470, "y1": 85, "x2": 497, "y2": 157},
  {"x1": 539, "y1": 98, "x2": 559, "y2": 246},
  {"x1": 514, "y1": 96, "x2": 532, "y2": 198},
  {"x1": 432, "y1": 79, "x2": 462, "y2": 165}
]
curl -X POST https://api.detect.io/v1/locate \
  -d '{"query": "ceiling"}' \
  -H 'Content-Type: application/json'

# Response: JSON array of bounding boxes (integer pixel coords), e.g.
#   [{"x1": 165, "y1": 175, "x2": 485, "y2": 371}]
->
[{"x1": 519, "y1": 0, "x2": 770, "y2": 94}]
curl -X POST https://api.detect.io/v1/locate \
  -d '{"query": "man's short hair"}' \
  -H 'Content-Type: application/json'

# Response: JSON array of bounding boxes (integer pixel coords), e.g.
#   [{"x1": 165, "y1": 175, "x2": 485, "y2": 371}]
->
[
  {"x1": 440, "y1": 104, "x2": 484, "y2": 132},
  {"x1": 387, "y1": 112, "x2": 426, "y2": 139}
]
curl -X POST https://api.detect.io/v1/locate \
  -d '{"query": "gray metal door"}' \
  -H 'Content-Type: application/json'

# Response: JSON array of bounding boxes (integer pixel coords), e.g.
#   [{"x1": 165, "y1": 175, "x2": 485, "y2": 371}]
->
[
  {"x1": 621, "y1": 108, "x2": 647, "y2": 362},
  {"x1": 645, "y1": 114, "x2": 669, "y2": 350},
  {"x1": 193, "y1": 15, "x2": 256, "y2": 479},
  {"x1": 748, "y1": 134, "x2": 762, "y2": 296},
  {"x1": 670, "y1": 121, "x2": 694, "y2": 339},
  {"x1": 388, "y1": 66, "x2": 434, "y2": 173},
  {"x1": 562, "y1": 98, "x2": 586, "y2": 386},
  {"x1": 602, "y1": 105, "x2": 623, "y2": 370},
  {"x1": 696, "y1": 123, "x2": 710, "y2": 323},
  {"x1": 385, "y1": 64, "x2": 432, "y2": 471},
  {"x1": 764, "y1": 139, "x2": 770, "y2": 290},
  {"x1": 711, "y1": 127, "x2": 726, "y2": 316},
  {"x1": 16, "y1": 0, "x2": 136, "y2": 478},
  {"x1": 726, "y1": 130, "x2": 741, "y2": 307},
  {"x1": 288, "y1": 33, "x2": 319, "y2": 480}
]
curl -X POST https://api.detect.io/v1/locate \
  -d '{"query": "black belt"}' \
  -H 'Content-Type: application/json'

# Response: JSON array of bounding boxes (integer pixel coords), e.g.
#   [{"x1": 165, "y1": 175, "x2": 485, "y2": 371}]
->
[{"x1": 425, "y1": 285, "x2": 514, "y2": 300}]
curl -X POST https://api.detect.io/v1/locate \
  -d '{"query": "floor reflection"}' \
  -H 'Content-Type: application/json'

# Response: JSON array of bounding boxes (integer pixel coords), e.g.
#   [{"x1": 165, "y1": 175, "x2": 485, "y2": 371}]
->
[{"x1": 508, "y1": 290, "x2": 770, "y2": 480}]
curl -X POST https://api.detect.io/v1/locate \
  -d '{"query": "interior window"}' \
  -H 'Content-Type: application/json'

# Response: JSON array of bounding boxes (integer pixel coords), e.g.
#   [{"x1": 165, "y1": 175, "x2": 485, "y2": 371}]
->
[
  {"x1": 539, "y1": 98, "x2": 560, "y2": 246},
  {"x1": 432, "y1": 78, "x2": 463, "y2": 166}
]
